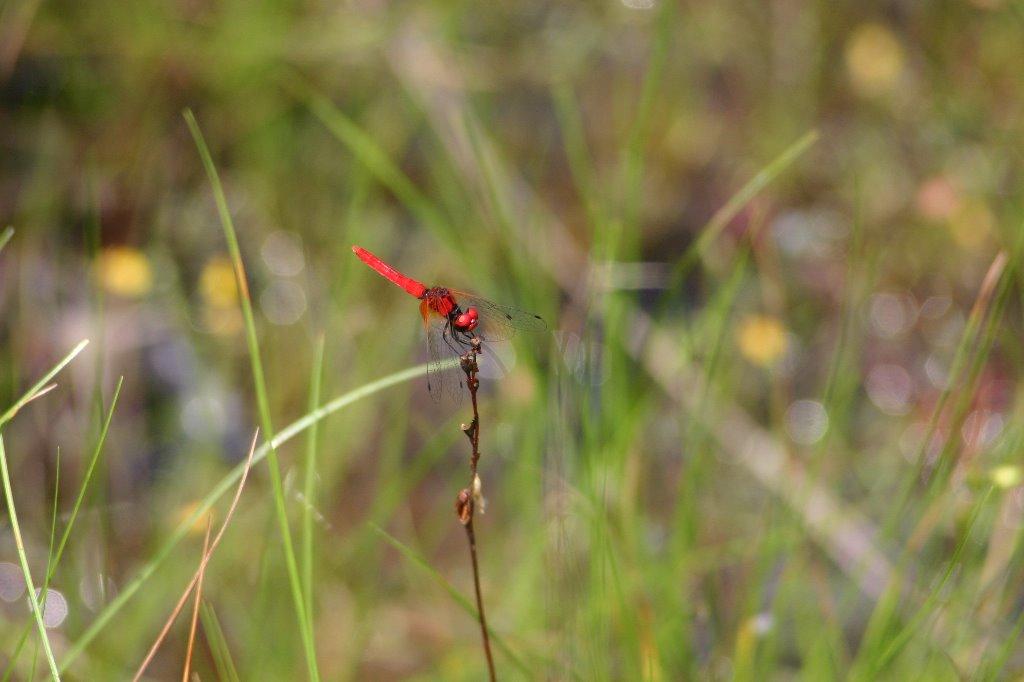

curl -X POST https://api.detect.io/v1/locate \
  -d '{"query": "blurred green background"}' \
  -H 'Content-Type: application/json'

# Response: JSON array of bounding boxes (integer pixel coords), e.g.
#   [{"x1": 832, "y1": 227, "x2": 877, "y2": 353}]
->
[{"x1": 2, "y1": 0, "x2": 1024, "y2": 679}]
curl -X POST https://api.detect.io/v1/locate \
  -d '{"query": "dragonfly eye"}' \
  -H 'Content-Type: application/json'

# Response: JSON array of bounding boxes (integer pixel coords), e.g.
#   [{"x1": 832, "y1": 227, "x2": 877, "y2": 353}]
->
[
  {"x1": 454, "y1": 312, "x2": 472, "y2": 329},
  {"x1": 467, "y1": 306, "x2": 479, "y2": 321}
]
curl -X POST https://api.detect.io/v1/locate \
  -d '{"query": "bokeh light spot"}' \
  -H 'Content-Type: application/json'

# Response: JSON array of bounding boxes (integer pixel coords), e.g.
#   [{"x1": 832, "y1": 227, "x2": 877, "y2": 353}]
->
[
  {"x1": 31, "y1": 588, "x2": 69, "y2": 628},
  {"x1": 261, "y1": 280, "x2": 307, "y2": 325},
  {"x1": 0, "y1": 562, "x2": 25, "y2": 602},
  {"x1": 261, "y1": 230, "x2": 305, "y2": 277},
  {"x1": 181, "y1": 392, "x2": 228, "y2": 439},
  {"x1": 866, "y1": 364, "x2": 914, "y2": 415},
  {"x1": 773, "y1": 208, "x2": 847, "y2": 259},
  {"x1": 924, "y1": 354, "x2": 950, "y2": 390},
  {"x1": 785, "y1": 400, "x2": 829, "y2": 445},
  {"x1": 916, "y1": 176, "x2": 961, "y2": 221},
  {"x1": 869, "y1": 292, "x2": 917, "y2": 339},
  {"x1": 962, "y1": 410, "x2": 1003, "y2": 449},
  {"x1": 920, "y1": 296, "x2": 952, "y2": 320}
]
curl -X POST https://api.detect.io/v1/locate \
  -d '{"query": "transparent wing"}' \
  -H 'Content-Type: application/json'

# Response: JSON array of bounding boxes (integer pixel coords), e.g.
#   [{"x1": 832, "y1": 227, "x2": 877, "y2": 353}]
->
[
  {"x1": 425, "y1": 318, "x2": 465, "y2": 403},
  {"x1": 450, "y1": 291, "x2": 547, "y2": 343}
]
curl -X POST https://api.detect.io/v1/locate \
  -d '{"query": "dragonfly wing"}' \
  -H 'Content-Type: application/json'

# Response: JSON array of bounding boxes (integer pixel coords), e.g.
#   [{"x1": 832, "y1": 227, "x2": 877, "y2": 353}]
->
[
  {"x1": 476, "y1": 339, "x2": 517, "y2": 380},
  {"x1": 451, "y1": 291, "x2": 547, "y2": 343},
  {"x1": 425, "y1": 319, "x2": 465, "y2": 403}
]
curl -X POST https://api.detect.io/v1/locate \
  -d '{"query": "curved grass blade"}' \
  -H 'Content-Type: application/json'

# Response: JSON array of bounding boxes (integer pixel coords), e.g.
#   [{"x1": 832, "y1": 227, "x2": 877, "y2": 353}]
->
[
  {"x1": 0, "y1": 340, "x2": 89, "y2": 430},
  {"x1": 288, "y1": 80, "x2": 451, "y2": 241},
  {"x1": 61, "y1": 362, "x2": 429, "y2": 671},
  {"x1": 665, "y1": 130, "x2": 819, "y2": 290},
  {"x1": 4, "y1": 378, "x2": 122, "y2": 675},
  {"x1": 184, "y1": 108, "x2": 319, "y2": 680}
]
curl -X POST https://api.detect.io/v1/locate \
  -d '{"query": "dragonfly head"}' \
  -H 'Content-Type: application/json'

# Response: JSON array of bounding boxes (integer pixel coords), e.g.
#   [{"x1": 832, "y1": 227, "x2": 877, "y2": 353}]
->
[{"x1": 453, "y1": 306, "x2": 479, "y2": 332}]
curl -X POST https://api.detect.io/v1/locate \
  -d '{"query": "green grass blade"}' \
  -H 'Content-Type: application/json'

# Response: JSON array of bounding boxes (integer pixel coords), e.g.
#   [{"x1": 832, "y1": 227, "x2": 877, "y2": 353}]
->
[
  {"x1": 61, "y1": 361, "x2": 428, "y2": 671},
  {"x1": 924, "y1": 263, "x2": 1014, "y2": 496},
  {"x1": 301, "y1": 336, "x2": 325, "y2": 636},
  {"x1": 0, "y1": 444, "x2": 62, "y2": 680},
  {"x1": 48, "y1": 376, "x2": 122, "y2": 575},
  {"x1": 0, "y1": 226, "x2": 13, "y2": 255},
  {"x1": 979, "y1": 599, "x2": 1024, "y2": 679},
  {"x1": 45, "y1": 447, "x2": 60, "y2": 580},
  {"x1": 184, "y1": 108, "x2": 320, "y2": 681},
  {"x1": 0, "y1": 339, "x2": 89, "y2": 430},
  {"x1": 666, "y1": 130, "x2": 819, "y2": 288},
  {"x1": 5, "y1": 379, "x2": 122, "y2": 673},
  {"x1": 290, "y1": 81, "x2": 451, "y2": 239},
  {"x1": 200, "y1": 600, "x2": 241, "y2": 682},
  {"x1": 867, "y1": 487, "x2": 994, "y2": 676},
  {"x1": 0, "y1": 435, "x2": 61, "y2": 681},
  {"x1": 368, "y1": 522, "x2": 533, "y2": 677},
  {"x1": 885, "y1": 251, "x2": 1012, "y2": 534},
  {"x1": 551, "y1": 85, "x2": 603, "y2": 233},
  {"x1": 618, "y1": 1, "x2": 671, "y2": 235}
]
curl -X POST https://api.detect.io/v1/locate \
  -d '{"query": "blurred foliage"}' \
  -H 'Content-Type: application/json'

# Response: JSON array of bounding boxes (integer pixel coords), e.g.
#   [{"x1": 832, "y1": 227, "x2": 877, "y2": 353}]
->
[{"x1": 2, "y1": 0, "x2": 1024, "y2": 679}]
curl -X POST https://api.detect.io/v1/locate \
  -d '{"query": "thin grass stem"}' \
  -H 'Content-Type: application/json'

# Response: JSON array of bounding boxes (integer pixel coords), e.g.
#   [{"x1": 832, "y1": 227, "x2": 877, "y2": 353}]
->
[
  {"x1": 182, "y1": 518, "x2": 212, "y2": 682},
  {"x1": 184, "y1": 109, "x2": 320, "y2": 681},
  {"x1": 0, "y1": 435, "x2": 61, "y2": 681},
  {"x1": 63, "y1": 362, "x2": 429, "y2": 670},
  {"x1": 301, "y1": 336, "x2": 325, "y2": 635},
  {"x1": 0, "y1": 339, "x2": 89, "y2": 430}
]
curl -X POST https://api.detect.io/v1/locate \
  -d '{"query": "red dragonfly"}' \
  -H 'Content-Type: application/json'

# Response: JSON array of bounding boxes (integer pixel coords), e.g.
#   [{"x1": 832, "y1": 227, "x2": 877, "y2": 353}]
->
[{"x1": 352, "y1": 245, "x2": 547, "y2": 400}]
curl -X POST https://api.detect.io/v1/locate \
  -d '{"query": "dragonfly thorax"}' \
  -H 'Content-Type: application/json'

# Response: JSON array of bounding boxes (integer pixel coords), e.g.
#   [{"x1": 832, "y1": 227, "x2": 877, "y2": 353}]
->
[{"x1": 423, "y1": 287, "x2": 458, "y2": 317}]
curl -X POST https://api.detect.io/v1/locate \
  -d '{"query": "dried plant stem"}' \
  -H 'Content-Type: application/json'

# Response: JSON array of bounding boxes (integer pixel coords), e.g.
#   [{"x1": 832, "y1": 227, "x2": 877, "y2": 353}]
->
[
  {"x1": 133, "y1": 429, "x2": 259, "y2": 682},
  {"x1": 456, "y1": 339, "x2": 497, "y2": 681},
  {"x1": 464, "y1": 520, "x2": 494, "y2": 679},
  {"x1": 182, "y1": 518, "x2": 212, "y2": 682}
]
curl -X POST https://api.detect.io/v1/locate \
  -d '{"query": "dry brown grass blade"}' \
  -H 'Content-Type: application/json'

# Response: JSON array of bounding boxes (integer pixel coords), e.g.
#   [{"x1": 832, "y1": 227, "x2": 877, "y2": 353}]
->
[
  {"x1": 22, "y1": 382, "x2": 58, "y2": 405},
  {"x1": 182, "y1": 517, "x2": 213, "y2": 682},
  {"x1": 904, "y1": 251, "x2": 1008, "y2": 552},
  {"x1": 2, "y1": 382, "x2": 58, "y2": 423},
  {"x1": 133, "y1": 429, "x2": 259, "y2": 681}
]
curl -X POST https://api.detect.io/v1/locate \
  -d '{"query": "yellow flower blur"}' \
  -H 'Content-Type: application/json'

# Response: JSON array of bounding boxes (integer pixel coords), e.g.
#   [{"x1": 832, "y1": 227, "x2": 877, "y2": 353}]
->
[
  {"x1": 990, "y1": 465, "x2": 1022, "y2": 489},
  {"x1": 173, "y1": 501, "x2": 213, "y2": 535},
  {"x1": 96, "y1": 246, "x2": 153, "y2": 298},
  {"x1": 845, "y1": 23, "x2": 904, "y2": 97},
  {"x1": 738, "y1": 315, "x2": 789, "y2": 368},
  {"x1": 198, "y1": 257, "x2": 242, "y2": 335},
  {"x1": 200, "y1": 257, "x2": 238, "y2": 308}
]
